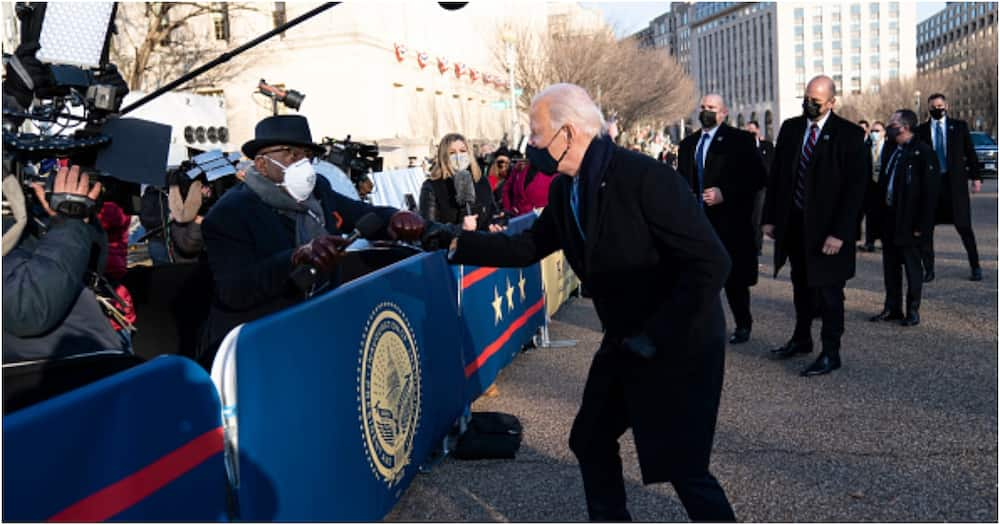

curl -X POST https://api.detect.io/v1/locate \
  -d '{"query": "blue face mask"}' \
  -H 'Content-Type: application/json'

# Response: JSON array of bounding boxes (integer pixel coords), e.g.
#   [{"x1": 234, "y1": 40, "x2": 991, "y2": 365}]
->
[{"x1": 525, "y1": 127, "x2": 569, "y2": 174}]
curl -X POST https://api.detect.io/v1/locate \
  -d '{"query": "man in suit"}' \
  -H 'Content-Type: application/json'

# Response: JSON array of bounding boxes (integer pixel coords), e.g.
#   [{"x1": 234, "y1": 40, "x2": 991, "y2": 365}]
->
[
  {"x1": 870, "y1": 110, "x2": 939, "y2": 327},
  {"x1": 448, "y1": 83, "x2": 735, "y2": 521},
  {"x1": 914, "y1": 93, "x2": 983, "y2": 282},
  {"x1": 746, "y1": 120, "x2": 775, "y2": 256},
  {"x1": 858, "y1": 121, "x2": 887, "y2": 252},
  {"x1": 762, "y1": 75, "x2": 867, "y2": 377},
  {"x1": 677, "y1": 94, "x2": 766, "y2": 344},
  {"x1": 199, "y1": 115, "x2": 425, "y2": 367}
]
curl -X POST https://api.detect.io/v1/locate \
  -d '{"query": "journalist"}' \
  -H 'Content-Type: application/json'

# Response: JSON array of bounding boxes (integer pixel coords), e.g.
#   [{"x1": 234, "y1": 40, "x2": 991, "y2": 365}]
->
[
  {"x1": 3, "y1": 164, "x2": 128, "y2": 363},
  {"x1": 198, "y1": 115, "x2": 425, "y2": 367}
]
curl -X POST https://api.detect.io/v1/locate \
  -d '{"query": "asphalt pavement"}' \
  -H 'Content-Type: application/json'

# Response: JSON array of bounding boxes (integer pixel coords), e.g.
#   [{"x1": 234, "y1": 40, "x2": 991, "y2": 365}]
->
[{"x1": 388, "y1": 180, "x2": 998, "y2": 522}]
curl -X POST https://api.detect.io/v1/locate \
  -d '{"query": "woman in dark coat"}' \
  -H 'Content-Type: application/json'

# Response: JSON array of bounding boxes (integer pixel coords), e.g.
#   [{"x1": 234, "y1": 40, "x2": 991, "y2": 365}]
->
[{"x1": 418, "y1": 133, "x2": 502, "y2": 232}]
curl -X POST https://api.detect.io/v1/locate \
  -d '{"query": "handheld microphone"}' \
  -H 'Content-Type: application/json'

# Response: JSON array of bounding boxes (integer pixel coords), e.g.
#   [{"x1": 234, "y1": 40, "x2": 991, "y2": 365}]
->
[
  {"x1": 453, "y1": 169, "x2": 476, "y2": 216},
  {"x1": 340, "y1": 212, "x2": 385, "y2": 251},
  {"x1": 290, "y1": 212, "x2": 385, "y2": 294}
]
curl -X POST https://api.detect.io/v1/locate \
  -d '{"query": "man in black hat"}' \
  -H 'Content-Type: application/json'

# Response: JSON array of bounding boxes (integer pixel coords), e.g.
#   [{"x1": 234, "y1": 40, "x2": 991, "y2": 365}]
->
[{"x1": 197, "y1": 115, "x2": 426, "y2": 367}]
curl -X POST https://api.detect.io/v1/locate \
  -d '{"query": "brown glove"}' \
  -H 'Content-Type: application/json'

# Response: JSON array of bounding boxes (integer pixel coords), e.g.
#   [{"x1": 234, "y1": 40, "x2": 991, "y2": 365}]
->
[
  {"x1": 387, "y1": 210, "x2": 425, "y2": 242},
  {"x1": 291, "y1": 235, "x2": 351, "y2": 273}
]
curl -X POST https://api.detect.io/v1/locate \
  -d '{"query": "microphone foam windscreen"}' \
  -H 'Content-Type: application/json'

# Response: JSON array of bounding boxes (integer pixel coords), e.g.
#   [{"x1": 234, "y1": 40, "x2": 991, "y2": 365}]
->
[
  {"x1": 453, "y1": 170, "x2": 476, "y2": 205},
  {"x1": 355, "y1": 212, "x2": 386, "y2": 237}
]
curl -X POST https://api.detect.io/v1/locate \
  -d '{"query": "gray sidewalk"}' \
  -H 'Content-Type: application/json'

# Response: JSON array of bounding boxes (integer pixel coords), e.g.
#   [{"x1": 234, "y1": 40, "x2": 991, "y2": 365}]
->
[{"x1": 388, "y1": 181, "x2": 998, "y2": 522}]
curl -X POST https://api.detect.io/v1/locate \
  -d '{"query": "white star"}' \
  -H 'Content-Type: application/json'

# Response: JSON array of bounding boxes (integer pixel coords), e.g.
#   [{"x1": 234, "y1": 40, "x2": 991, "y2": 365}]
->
[
  {"x1": 518, "y1": 270, "x2": 527, "y2": 301},
  {"x1": 492, "y1": 286, "x2": 504, "y2": 324},
  {"x1": 505, "y1": 276, "x2": 515, "y2": 311}
]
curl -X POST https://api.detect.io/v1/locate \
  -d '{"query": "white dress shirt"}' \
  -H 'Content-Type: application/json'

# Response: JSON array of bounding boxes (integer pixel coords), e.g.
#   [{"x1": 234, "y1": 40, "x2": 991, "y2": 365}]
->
[{"x1": 699, "y1": 125, "x2": 720, "y2": 169}]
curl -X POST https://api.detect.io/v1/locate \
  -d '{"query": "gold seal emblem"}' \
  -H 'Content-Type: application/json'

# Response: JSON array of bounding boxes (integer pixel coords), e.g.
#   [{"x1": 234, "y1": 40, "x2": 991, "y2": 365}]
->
[{"x1": 358, "y1": 302, "x2": 421, "y2": 487}]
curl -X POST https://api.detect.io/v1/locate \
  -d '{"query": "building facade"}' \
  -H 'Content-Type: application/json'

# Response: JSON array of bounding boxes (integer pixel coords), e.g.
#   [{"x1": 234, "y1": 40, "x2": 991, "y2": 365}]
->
[
  {"x1": 917, "y1": 2, "x2": 997, "y2": 133},
  {"x1": 635, "y1": 1, "x2": 917, "y2": 140}
]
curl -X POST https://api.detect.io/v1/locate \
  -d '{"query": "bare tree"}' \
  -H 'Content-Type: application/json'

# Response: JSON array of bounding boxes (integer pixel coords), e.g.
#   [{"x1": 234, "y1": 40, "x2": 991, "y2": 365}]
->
[
  {"x1": 111, "y1": 2, "x2": 257, "y2": 92},
  {"x1": 493, "y1": 23, "x2": 696, "y2": 134},
  {"x1": 837, "y1": 74, "x2": 958, "y2": 125}
]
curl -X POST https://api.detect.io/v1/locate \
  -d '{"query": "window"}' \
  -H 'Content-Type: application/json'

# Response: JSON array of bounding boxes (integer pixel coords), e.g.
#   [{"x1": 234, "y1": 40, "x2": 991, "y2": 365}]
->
[
  {"x1": 832, "y1": 40, "x2": 842, "y2": 50},
  {"x1": 813, "y1": 24, "x2": 823, "y2": 37},
  {"x1": 850, "y1": 4, "x2": 861, "y2": 15},
  {"x1": 870, "y1": 37, "x2": 880, "y2": 50},
  {"x1": 870, "y1": 3, "x2": 880, "y2": 16},
  {"x1": 813, "y1": 41, "x2": 824, "y2": 52},
  {"x1": 813, "y1": 59, "x2": 824, "y2": 71},
  {"x1": 888, "y1": 68, "x2": 899, "y2": 79},
  {"x1": 796, "y1": 56, "x2": 805, "y2": 67},
  {"x1": 870, "y1": 21, "x2": 880, "y2": 32},
  {"x1": 851, "y1": 55, "x2": 862, "y2": 65},
  {"x1": 795, "y1": 43, "x2": 804, "y2": 55},
  {"x1": 870, "y1": 54, "x2": 880, "y2": 65},
  {"x1": 212, "y1": 4, "x2": 230, "y2": 41},
  {"x1": 794, "y1": 7, "x2": 804, "y2": 20},
  {"x1": 889, "y1": 21, "x2": 898, "y2": 31},
  {"x1": 833, "y1": 55, "x2": 842, "y2": 66},
  {"x1": 273, "y1": 2, "x2": 287, "y2": 34},
  {"x1": 851, "y1": 38, "x2": 861, "y2": 51}
]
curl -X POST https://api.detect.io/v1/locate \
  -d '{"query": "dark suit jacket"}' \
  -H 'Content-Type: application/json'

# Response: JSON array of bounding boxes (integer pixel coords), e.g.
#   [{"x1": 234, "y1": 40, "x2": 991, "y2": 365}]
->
[
  {"x1": 199, "y1": 175, "x2": 397, "y2": 362},
  {"x1": 758, "y1": 139, "x2": 776, "y2": 177},
  {"x1": 877, "y1": 140, "x2": 940, "y2": 245},
  {"x1": 677, "y1": 124, "x2": 766, "y2": 287},
  {"x1": 452, "y1": 137, "x2": 731, "y2": 481},
  {"x1": 763, "y1": 112, "x2": 867, "y2": 286},
  {"x1": 914, "y1": 117, "x2": 980, "y2": 228}
]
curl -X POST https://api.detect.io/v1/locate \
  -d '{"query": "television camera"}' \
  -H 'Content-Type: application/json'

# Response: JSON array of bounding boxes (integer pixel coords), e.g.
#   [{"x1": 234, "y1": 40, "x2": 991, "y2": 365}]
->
[{"x1": 320, "y1": 135, "x2": 383, "y2": 194}]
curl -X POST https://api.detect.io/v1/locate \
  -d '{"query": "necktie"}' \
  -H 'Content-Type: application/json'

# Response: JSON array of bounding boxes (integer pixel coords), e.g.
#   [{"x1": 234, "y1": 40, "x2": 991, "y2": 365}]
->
[
  {"x1": 570, "y1": 175, "x2": 585, "y2": 240},
  {"x1": 794, "y1": 124, "x2": 818, "y2": 209},
  {"x1": 885, "y1": 148, "x2": 902, "y2": 207},
  {"x1": 934, "y1": 120, "x2": 947, "y2": 173},
  {"x1": 695, "y1": 133, "x2": 711, "y2": 205}
]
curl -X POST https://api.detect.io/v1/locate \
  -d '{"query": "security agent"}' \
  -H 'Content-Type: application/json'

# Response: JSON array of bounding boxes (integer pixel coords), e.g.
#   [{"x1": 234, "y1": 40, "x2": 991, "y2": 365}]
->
[
  {"x1": 870, "y1": 110, "x2": 939, "y2": 327},
  {"x1": 2, "y1": 164, "x2": 128, "y2": 363}
]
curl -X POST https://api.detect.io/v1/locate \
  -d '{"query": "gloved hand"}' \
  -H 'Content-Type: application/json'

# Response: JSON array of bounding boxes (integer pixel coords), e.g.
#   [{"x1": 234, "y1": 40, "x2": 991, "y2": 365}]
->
[
  {"x1": 420, "y1": 221, "x2": 460, "y2": 251},
  {"x1": 622, "y1": 333, "x2": 658, "y2": 359},
  {"x1": 291, "y1": 235, "x2": 351, "y2": 273},
  {"x1": 388, "y1": 210, "x2": 425, "y2": 242}
]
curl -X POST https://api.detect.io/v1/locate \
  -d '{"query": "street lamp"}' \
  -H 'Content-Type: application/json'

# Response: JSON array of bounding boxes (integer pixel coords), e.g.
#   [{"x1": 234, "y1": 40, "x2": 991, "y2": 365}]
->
[{"x1": 501, "y1": 29, "x2": 518, "y2": 149}]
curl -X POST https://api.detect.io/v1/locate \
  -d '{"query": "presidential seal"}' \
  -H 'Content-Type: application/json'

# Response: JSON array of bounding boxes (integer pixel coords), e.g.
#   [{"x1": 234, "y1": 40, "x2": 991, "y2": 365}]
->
[{"x1": 358, "y1": 302, "x2": 421, "y2": 487}]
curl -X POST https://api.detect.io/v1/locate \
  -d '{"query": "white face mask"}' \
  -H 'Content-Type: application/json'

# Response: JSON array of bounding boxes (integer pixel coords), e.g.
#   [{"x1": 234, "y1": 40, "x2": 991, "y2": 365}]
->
[
  {"x1": 449, "y1": 152, "x2": 471, "y2": 172},
  {"x1": 267, "y1": 156, "x2": 316, "y2": 202}
]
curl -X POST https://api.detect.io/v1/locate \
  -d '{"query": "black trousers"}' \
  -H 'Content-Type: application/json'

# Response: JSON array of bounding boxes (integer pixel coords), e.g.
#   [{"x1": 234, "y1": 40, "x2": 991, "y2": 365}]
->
[
  {"x1": 752, "y1": 189, "x2": 767, "y2": 253},
  {"x1": 786, "y1": 208, "x2": 846, "y2": 353},
  {"x1": 862, "y1": 179, "x2": 882, "y2": 246},
  {"x1": 724, "y1": 284, "x2": 752, "y2": 330},
  {"x1": 569, "y1": 344, "x2": 735, "y2": 522},
  {"x1": 882, "y1": 238, "x2": 923, "y2": 312},
  {"x1": 920, "y1": 224, "x2": 980, "y2": 272}
]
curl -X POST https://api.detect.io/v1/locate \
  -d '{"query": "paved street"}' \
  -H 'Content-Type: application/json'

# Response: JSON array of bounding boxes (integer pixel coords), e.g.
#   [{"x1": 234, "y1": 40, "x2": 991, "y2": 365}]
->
[{"x1": 388, "y1": 180, "x2": 998, "y2": 522}]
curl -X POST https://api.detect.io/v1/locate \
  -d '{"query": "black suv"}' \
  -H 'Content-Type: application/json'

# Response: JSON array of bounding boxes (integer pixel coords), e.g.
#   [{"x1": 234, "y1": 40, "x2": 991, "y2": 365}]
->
[{"x1": 970, "y1": 132, "x2": 997, "y2": 179}]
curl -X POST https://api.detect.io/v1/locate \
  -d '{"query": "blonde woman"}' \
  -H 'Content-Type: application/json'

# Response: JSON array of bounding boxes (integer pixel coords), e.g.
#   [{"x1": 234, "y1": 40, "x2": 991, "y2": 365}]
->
[{"x1": 419, "y1": 133, "x2": 502, "y2": 232}]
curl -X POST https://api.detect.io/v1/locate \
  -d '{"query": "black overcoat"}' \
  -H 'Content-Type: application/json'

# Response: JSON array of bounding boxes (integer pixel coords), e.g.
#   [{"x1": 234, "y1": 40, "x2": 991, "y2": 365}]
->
[
  {"x1": 763, "y1": 112, "x2": 867, "y2": 287},
  {"x1": 677, "y1": 124, "x2": 766, "y2": 287},
  {"x1": 914, "y1": 117, "x2": 980, "y2": 229},
  {"x1": 877, "y1": 141, "x2": 940, "y2": 245},
  {"x1": 199, "y1": 175, "x2": 397, "y2": 360},
  {"x1": 452, "y1": 139, "x2": 732, "y2": 482}
]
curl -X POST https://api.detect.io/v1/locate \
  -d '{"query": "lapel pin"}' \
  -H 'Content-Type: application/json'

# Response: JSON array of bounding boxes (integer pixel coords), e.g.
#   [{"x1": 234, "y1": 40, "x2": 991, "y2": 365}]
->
[{"x1": 823, "y1": 134, "x2": 830, "y2": 141}]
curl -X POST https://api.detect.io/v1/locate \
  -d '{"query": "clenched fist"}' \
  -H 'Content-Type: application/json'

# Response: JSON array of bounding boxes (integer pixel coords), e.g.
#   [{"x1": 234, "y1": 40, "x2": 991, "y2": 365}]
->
[{"x1": 388, "y1": 210, "x2": 425, "y2": 242}]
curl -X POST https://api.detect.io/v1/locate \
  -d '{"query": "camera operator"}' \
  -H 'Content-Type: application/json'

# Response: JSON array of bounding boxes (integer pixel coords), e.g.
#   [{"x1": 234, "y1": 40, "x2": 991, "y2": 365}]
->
[{"x1": 2, "y1": 164, "x2": 129, "y2": 364}]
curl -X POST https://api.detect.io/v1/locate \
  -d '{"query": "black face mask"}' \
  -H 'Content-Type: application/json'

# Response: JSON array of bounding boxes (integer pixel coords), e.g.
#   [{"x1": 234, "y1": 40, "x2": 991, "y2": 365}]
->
[
  {"x1": 929, "y1": 107, "x2": 946, "y2": 120},
  {"x1": 698, "y1": 110, "x2": 718, "y2": 129},
  {"x1": 802, "y1": 98, "x2": 823, "y2": 120},
  {"x1": 885, "y1": 125, "x2": 901, "y2": 143},
  {"x1": 525, "y1": 127, "x2": 569, "y2": 174}
]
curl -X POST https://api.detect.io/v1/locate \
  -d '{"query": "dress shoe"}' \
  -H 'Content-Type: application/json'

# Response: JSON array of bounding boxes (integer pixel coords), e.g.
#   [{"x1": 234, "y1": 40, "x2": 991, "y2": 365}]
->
[
  {"x1": 770, "y1": 340, "x2": 813, "y2": 358},
  {"x1": 923, "y1": 269, "x2": 935, "y2": 283},
  {"x1": 729, "y1": 328, "x2": 751, "y2": 344},
  {"x1": 970, "y1": 267, "x2": 983, "y2": 281},
  {"x1": 800, "y1": 354, "x2": 841, "y2": 376},
  {"x1": 900, "y1": 311, "x2": 920, "y2": 326},
  {"x1": 869, "y1": 309, "x2": 904, "y2": 322}
]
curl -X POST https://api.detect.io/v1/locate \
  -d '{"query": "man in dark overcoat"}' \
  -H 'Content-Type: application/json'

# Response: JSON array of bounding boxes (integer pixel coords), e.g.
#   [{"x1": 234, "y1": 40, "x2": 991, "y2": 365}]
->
[
  {"x1": 678, "y1": 94, "x2": 766, "y2": 344},
  {"x1": 869, "y1": 109, "x2": 939, "y2": 327},
  {"x1": 914, "y1": 92, "x2": 983, "y2": 282},
  {"x1": 448, "y1": 83, "x2": 736, "y2": 521},
  {"x1": 762, "y1": 75, "x2": 867, "y2": 377},
  {"x1": 198, "y1": 115, "x2": 425, "y2": 367}
]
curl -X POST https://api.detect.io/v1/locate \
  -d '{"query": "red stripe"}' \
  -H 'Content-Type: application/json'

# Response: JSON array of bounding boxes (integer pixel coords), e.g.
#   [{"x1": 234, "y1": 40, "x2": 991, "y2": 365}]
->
[
  {"x1": 49, "y1": 427, "x2": 225, "y2": 522},
  {"x1": 462, "y1": 267, "x2": 498, "y2": 290},
  {"x1": 465, "y1": 298, "x2": 545, "y2": 378}
]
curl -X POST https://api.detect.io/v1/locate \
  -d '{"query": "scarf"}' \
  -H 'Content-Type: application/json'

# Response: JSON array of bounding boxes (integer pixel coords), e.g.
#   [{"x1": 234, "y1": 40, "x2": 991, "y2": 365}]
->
[
  {"x1": 243, "y1": 167, "x2": 327, "y2": 245},
  {"x1": 576, "y1": 134, "x2": 616, "y2": 227}
]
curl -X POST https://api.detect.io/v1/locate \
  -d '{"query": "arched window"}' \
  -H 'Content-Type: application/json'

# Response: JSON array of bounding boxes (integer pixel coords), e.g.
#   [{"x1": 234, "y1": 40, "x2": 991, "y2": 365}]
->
[{"x1": 764, "y1": 110, "x2": 774, "y2": 140}]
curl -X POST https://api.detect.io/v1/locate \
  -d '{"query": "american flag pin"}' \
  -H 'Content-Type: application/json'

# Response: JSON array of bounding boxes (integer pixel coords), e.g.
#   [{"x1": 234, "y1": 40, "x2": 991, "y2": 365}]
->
[{"x1": 823, "y1": 135, "x2": 830, "y2": 141}]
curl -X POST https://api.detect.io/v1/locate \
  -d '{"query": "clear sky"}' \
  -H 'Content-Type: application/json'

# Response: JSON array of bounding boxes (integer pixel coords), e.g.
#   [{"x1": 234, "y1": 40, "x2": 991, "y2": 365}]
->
[{"x1": 585, "y1": 2, "x2": 948, "y2": 38}]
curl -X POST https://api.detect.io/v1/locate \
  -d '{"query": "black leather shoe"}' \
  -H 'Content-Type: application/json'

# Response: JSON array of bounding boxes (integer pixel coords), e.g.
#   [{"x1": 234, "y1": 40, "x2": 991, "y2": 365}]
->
[
  {"x1": 801, "y1": 354, "x2": 841, "y2": 376},
  {"x1": 869, "y1": 309, "x2": 904, "y2": 322},
  {"x1": 923, "y1": 269, "x2": 935, "y2": 283},
  {"x1": 729, "y1": 328, "x2": 751, "y2": 344},
  {"x1": 900, "y1": 311, "x2": 920, "y2": 326},
  {"x1": 770, "y1": 340, "x2": 813, "y2": 358},
  {"x1": 970, "y1": 267, "x2": 983, "y2": 281}
]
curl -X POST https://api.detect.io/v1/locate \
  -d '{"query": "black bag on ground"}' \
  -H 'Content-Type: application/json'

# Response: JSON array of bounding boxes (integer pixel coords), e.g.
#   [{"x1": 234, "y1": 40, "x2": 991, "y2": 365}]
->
[{"x1": 452, "y1": 411, "x2": 523, "y2": 460}]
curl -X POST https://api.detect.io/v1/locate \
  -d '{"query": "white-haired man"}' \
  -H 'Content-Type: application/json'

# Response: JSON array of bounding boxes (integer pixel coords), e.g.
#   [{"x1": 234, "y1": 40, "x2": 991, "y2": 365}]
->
[{"x1": 447, "y1": 83, "x2": 736, "y2": 521}]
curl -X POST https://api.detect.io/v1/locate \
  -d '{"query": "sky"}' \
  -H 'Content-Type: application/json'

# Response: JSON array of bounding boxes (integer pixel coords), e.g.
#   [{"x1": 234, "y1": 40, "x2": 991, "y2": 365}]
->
[{"x1": 584, "y1": 2, "x2": 948, "y2": 38}]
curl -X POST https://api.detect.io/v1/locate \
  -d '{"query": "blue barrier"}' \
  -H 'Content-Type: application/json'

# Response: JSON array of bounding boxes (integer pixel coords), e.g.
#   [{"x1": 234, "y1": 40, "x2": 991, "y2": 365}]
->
[
  {"x1": 230, "y1": 212, "x2": 544, "y2": 521},
  {"x1": 2, "y1": 356, "x2": 227, "y2": 522}
]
